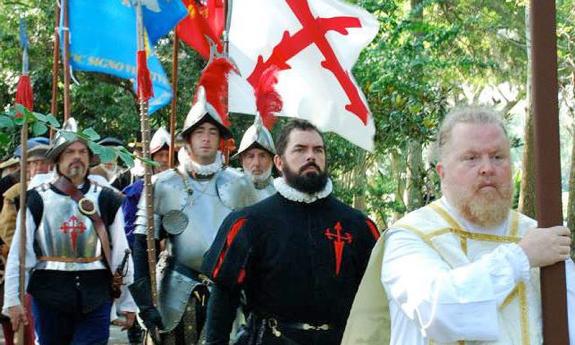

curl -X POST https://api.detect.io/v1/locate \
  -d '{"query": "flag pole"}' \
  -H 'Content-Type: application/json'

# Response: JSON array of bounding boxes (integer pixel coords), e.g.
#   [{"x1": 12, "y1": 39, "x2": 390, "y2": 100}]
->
[
  {"x1": 135, "y1": 0, "x2": 158, "y2": 307},
  {"x1": 50, "y1": 1, "x2": 61, "y2": 139},
  {"x1": 62, "y1": 0, "x2": 71, "y2": 121},
  {"x1": 530, "y1": 1, "x2": 570, "y2": 343},
  {"x1": 221, "y1": 0, "x2": 233, "y2": 164},
  {"x1": 16, "y1": 18, "x2": 32, "y2": 345},
  {"x1": 169, "y1": 33, "x2": 179, "y2": 169}
]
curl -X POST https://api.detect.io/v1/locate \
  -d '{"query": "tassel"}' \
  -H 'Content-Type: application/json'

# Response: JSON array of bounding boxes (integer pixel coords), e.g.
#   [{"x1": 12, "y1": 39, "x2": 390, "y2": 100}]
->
[
  {"x1": 137, "y1": 50, "x2": 154, "y2": 102},
  {"x1": 15, "y1": 75, "x2": 34, "y2": 117}
]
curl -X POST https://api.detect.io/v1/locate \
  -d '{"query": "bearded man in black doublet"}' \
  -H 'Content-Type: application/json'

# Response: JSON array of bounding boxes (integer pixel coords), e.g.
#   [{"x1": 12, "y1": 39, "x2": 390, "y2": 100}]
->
[{"x1": 203, "y1": 119, "x2": 380, "y2": 345}]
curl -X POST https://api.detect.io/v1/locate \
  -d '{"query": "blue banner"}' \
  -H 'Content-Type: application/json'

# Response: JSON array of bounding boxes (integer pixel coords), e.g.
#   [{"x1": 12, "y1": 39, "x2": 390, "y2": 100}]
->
[{"x1": 66, "y1": 0, "x2": 187, "y2": 114}]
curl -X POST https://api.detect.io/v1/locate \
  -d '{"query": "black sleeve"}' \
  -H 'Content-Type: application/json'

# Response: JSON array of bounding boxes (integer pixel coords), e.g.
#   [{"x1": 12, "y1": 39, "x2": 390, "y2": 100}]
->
[
  {"x1": 201, "y1": 210, "x2": 253, "y2": 290},
  {"x1": 205, "y1": 285, "x2": 242, "y2": 345},
  {"x1": 133, "y1": 234, "x2": 161, "y2": 282},
  {"x1": 98, "y1": 187, "x2": 125, "y2": 226},
  {"x1": 354, "y1": 216, "x2": 380, "y2": 282},
  {"x1": 26, "y1": 189, "x2": 43, "y2": 228}
]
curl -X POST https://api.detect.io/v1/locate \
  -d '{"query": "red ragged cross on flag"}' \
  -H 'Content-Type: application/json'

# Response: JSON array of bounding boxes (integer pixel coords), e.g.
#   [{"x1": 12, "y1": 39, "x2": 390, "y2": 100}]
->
[{"x1": 228, "y1": 0, "x2": 378, "y2": 151}]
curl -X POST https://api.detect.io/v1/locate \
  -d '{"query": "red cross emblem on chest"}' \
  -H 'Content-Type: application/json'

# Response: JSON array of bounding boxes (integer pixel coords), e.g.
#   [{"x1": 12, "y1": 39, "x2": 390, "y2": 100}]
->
[
  {"x1": 246, "y1": 0, "x2": 369, "y2": 124},
  {"x1": 60, "y1": 215, "x2": 86, "y2": 252},
  {"x1": 324, "y1": 221, "x2": 352, "y2": 275}
]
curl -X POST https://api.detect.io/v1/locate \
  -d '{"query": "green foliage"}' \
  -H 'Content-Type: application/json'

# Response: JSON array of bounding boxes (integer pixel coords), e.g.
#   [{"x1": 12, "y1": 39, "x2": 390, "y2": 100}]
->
[
  {"x1": 2, "y1": 0, "x2": 575, "y2": 226},
  {"x1": 0, "y1": 105, "x2": 155, "y2": 168}
]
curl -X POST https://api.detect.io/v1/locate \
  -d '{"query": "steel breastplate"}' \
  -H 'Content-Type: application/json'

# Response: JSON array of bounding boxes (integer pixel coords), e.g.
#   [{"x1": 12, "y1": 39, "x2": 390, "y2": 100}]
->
[
  {"x1": 155, "y1": 169, "x2": 233, "y2": 272},
  {"x1": 34, "y1": 184, "x2": 105, "y2": 271}
]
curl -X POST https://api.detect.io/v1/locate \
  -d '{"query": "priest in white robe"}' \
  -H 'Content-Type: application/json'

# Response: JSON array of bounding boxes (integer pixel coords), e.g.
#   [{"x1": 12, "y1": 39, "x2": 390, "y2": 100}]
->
[{"x1": 342, "y1": 106, "x2": 575, "y2": 345}]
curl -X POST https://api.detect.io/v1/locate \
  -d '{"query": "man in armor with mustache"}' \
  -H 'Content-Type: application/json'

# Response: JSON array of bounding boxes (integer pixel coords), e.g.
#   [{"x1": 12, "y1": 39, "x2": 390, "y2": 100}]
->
[
  {"x1": 202, "y1": 119, "x2": 380, "y2": 345},
  {"x1": 2, "y1": 118, "x2": 136, "y2": 345}
]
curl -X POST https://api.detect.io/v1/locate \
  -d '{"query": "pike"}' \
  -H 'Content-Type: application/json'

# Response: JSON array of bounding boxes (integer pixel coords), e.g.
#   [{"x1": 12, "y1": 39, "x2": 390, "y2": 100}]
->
[
  {"x1": 133, "y1": 1, "x2": 160, "y2": 343},
  {"x1": 16, "y1": 18, "x2": 33, "y2": 345}
]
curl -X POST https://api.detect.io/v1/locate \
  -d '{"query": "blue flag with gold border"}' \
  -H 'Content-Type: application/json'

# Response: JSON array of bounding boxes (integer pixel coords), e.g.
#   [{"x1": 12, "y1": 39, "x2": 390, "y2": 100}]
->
[{"x1": 66, "y1": 0, "x2": 187, "y2": 114}]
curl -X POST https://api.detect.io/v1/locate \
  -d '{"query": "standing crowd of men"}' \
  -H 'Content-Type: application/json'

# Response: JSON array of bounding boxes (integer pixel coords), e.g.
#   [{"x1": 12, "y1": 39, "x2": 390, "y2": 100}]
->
[{"x1": 0, "y1": 104, "x2": 574, "y2": 345}]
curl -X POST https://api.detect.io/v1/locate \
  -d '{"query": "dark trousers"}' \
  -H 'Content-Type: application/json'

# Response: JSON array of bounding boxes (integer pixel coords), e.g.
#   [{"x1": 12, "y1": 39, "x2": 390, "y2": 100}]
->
[{"x1": 32, "y1": 298, "x2": 112, "y2": 345}]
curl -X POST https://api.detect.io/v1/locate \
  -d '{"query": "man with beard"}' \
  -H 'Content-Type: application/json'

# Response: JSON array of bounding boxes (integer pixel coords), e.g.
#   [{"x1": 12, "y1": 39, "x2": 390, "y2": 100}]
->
[
  {"x1": 235, "y1": 115, "x2": 276, "y2": 202},
  {"x1": 202, "y1": 119, "x2": 380, "y2": 345},
  {"x1": 2, "y1": 118, "x2": 136, "y2": 345},
  {"x1": 341, "y1": 106, "x2": 575, "y2": 345},
  {"x1": 130, "y1": 87, "x2": 253, "y2": 345}
]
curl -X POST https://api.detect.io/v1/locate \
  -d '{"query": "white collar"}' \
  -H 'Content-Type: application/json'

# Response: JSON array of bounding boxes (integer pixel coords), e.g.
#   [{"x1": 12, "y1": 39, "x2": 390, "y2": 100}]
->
[
  {"x1": 273, "y1": 177, "x2": 332, "y2": 203},
  {"x1": 179, "y1": 147, "x2": 223, "y2": 176}
]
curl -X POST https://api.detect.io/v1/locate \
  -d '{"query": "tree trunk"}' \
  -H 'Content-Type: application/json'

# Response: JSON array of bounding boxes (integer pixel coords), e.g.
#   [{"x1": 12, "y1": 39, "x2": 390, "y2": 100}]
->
[
  {"x1": 518, "y1": 111, "x2": 537, "y2": 217},
  {"x1": 351, "y1": 150, "x2": 368, "y2": 212},
  {"x1": 518, "y1": 5, "x2": 537, "y2": 218},
  {"x1": 390, "y1": 149, "x2": 406, "y2": 222},
  {"x1": 405, "y1": 140, "x2": 424, "y2": 211}
]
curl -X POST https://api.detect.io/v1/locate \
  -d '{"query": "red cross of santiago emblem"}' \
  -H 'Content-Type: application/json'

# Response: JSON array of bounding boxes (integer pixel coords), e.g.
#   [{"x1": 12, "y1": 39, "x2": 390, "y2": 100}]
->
[
  {"x1": 324, "y1": 222, "x2": 352, "y2": 276},
  {"x1": 60, "y1": 215, "x2": 86, "y2": 252},
  {"x1": 246, "y1": 0, "x2": 370, "y2": 125}
]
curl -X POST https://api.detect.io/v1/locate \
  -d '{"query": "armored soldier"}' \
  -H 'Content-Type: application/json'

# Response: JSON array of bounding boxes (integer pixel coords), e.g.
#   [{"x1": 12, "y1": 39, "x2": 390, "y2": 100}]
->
[
  {"x1": 203, "y1": 119, "x2": 380, "y2": 345},
  {"x1": 130, "y1": 86, "x2": 255, "y2": 345},
  {"x1": 234, "y1": 115, "x2": 276, "y2": 202},
  {"x1": 2, "y1": 118, "x2": 136, "y2": 345}
]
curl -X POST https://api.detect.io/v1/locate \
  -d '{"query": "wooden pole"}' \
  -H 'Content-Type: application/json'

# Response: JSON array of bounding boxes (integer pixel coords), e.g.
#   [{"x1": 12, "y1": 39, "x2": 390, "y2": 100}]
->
[
  {"x1": 17, "y1": 123, "x2": 28, "y2": 345},
  {"x1": 135, "y1": 0, "x2": 158, "y2": 306},
  {"x1": 530, "y1": 1, "x2": 570, "y2": 343},
  {"x1": 50, "y1": 1, "x2": 60, "y2": 138},
  {"x1": 169, "y1": 34, "x2": 179, "y2": 169},
  {"x1": 62, "y1": 0, "x2": 71, "y2": 121}
]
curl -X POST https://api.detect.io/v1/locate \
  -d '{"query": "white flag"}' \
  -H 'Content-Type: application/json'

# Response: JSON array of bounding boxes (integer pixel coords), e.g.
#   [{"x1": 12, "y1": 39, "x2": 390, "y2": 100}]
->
[{"x1": 228, "y1": 0, "x2": 379, "y2": 151}]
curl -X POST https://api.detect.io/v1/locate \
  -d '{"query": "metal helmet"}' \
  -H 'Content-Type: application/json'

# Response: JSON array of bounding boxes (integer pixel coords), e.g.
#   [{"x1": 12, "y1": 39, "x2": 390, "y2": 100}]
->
[
  {"x1": 46, "y1": 117, "x2": 94, "y2": 163},
  {"x1": 180, "y1": 86, "x2": 232, "y2": 140},
  {"x1": 233, "y1": 114, "x2": 276, "y2": 159},
  {"x1": 150, "y1": 127, "x2": 171, "y2": 155}
]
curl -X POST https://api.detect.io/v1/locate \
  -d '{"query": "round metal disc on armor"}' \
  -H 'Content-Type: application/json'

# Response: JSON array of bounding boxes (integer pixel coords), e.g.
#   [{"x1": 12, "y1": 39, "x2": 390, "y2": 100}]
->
[
  {"x1": 162, "y1": 210, "x2": 189, "y2": 235},
  {"x1": 78, "y1": 197, "x2": 96, "y2": 216}
]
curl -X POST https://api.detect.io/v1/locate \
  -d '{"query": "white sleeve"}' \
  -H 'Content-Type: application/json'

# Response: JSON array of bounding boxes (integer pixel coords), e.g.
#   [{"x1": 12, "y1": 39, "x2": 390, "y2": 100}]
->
[
  {"x1": 566, "y1": 258, "x2": 575, "y2": 345},
  {"x1": 381, "y1": 228, "x2": 531, "y2": 343},
  {"x1": 2, "y1": 208, "x2": 38, "y2": 315},
  {"x1": 109, "y1": 209, "x2": 137, "y2": 313}
]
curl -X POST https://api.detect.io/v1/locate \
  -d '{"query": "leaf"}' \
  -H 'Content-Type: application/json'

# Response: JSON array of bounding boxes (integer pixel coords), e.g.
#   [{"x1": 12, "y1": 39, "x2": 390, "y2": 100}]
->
[
  {"x1": 117, "y1": 148, "x2": 135, "y2": 168},
  {"x1": 31, "y1": 122, "x2": 48, "y2": 136},
  {"x1": 33, "y1": 112, "x2": 47, "y2": 122},
  {"x1": 0, "y1": 133, "x2": 10, "y2": 146},
  {"x1": 88, "y1": 141, "x2": 103, "y2": 154},
  {"x1": 98, "y1": 146, "x2": 117, "y2": 163},
  {"x1": 61, "y1": 131, "x2": 77, "y2": 141},
  {"x1": 0, "y1": 116, "x2": 14, "y2": 129},
  {"x1": 82, "y1": 128, "x2": 100, "y2": 141},
  {"x1": 45, "y1": 114, "x2": 60, "y2": 128},
  {"x1": 15, "y1": 104, "x2": 28, "y2": 116}
]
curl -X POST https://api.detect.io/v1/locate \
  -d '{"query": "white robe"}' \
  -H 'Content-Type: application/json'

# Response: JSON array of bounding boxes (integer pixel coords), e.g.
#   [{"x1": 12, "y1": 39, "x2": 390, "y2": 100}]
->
[{"x1": 382, "y1": 198, "x2": 575, "y2": 345}]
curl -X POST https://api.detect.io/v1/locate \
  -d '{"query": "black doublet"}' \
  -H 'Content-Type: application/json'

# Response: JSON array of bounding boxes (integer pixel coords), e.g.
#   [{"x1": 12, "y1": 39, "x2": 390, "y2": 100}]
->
[{"x1": 203, "y1": 193, "x2": 379, "y2": 345}]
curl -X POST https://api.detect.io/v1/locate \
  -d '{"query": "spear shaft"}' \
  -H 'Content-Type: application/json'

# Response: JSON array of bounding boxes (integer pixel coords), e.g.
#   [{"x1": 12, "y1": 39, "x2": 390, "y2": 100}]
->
[{"x1": 135, "y1": 0, "x2": 158, "y2": 306}]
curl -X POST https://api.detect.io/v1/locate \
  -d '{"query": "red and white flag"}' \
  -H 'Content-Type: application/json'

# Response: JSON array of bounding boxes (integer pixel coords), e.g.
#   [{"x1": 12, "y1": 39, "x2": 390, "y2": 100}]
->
[{"x1": 228, "y1": 0, "x2": 378, "y2": 151}]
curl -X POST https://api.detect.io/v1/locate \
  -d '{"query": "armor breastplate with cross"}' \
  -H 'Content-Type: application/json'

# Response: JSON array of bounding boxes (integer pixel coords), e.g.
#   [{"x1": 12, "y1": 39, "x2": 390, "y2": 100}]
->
[{"x1": 34, "y1": 183, "x2": 105, "y2": 271}]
